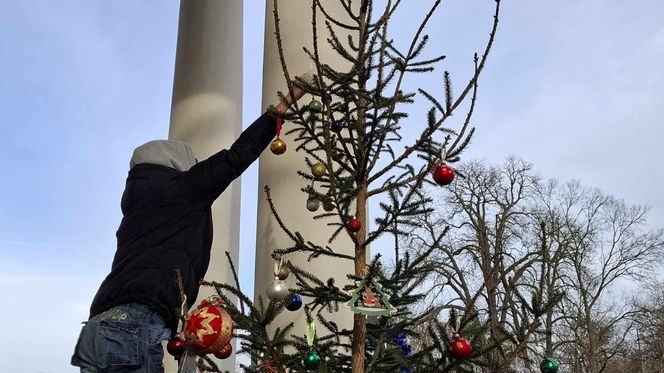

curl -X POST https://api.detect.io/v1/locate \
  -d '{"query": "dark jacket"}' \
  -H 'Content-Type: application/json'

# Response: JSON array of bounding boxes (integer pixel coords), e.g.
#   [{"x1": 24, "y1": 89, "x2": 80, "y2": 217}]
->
[{"x1": 89, "y1": 113, "x2": 277, "y2": 331}]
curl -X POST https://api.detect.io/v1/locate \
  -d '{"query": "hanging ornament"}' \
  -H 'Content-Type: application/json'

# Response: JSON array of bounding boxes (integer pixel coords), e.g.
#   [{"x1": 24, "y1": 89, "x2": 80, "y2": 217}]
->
[
  {"x1": 303, "y1": 351, "x2": 321, "y2": 370},
  {"x1": 365, "y1": 339, "x2": 375, "y2": 354},
  {"x1": 433, "y1": 147, "x2": 454, "y2": 185},
  {"x1": 274, "y1": 257, "x2": 290, "y2": 282},
  {"x1": 433, "y1": 163, "x2": 455, "y2": 186},
  {"x1": 539, "y1": 358, "x2": 559, "y2": 373},
  {"x1": 346, "y1": 278, "x2": 396, "y2": 317},
  {"x1": 306, "y1": 318, "x2": 316, "y2": 346},
  {"x1": 448, "y1": 333, "x2": 472, "y2": 360},
  {"x1": 213, "y1": 343, "x2": 233, "y2": 359},
  {"x1": 286, "y1": 294, "x2": 303, "y2": 311},
  {"x1": 322, "y1": 94, "x2": 332, "y2": 105},
  {"x1": 276, "y1": 269, "x2": 290, "y2": 281},
  {"x1": 311, "y1": 162, "x2": 326, "y2": 177},
  {"x1": 395, "y1": 331, "x2": 413, "y2": 356},
  {"x1": 276, "y1": 264, "x2": 290, "y2": 280},
  {"x1": 301, "y1": 312, "x2": 320, "y2": 369},
  {"x1": 332, "y1": 149, "x2": 346, "y2": 162},
  {"x1": 346, "y1": 217, "x2": 362, "y2": 233},
  {"x1": 308, "y1": 99, "x2": 323, "y2": 112},
  {"x1": 323, "y1": 201, "x2": 335, "y2": 212},
  {"x1": 270, "y1": 139, "x2": 287, "y2": 155},
  {"x1": 331, "y1": 120, "x2": 345, "y2": 133},
  {"x1": 166, "y1": 338, "x2": 186, "y2": 357},
  {"x1": 306, "y1": 197, "x2": 321, "y2": 212},
  {"x1": 270, "y1": 118, "x2": 287, "y2": 155},
  {"x1": 184, "y1": 297, "x2": 234, "y2": 353},
  {"x1": 265, "y1": 278, "x2": 290, "y2": 301}
]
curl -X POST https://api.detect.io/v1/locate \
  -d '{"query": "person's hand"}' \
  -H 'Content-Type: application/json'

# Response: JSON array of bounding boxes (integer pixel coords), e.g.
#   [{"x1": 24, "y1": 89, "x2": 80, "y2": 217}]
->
[{"x1": 275, "y1": 73, "x2": 316, "y2": 114}]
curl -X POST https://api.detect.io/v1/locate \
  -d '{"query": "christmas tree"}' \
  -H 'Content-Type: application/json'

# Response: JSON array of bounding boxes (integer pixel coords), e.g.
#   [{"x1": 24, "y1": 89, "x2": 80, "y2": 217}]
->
[{"x1": 165, "y1": 1, "x2": 560, "y2": 372}]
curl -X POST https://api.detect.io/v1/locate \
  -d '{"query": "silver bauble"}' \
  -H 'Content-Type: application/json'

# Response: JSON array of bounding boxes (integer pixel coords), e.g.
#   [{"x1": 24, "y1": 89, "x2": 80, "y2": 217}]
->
[
  {"x1": 265, "y1": 279, "x2": 290, "y2": 301},
  {"x1": 306, "y1": 198, "x2": 320, "y2": 212}
]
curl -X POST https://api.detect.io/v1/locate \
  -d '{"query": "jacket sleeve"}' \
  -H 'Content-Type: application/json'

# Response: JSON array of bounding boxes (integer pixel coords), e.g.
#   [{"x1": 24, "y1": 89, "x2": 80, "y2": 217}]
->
[{"x1": 178, "y1": 113, "x2": 278, "y2": 204}]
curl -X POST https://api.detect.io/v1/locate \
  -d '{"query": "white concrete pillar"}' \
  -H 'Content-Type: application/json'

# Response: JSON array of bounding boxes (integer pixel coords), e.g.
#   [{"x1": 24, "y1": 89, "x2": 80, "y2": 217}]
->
[
  {"x1": 166, "y1": 0, "x2": 243, "y2": 371},
  {"x1": 255, "y1": 0, "x2": 355, "y2": 344}
]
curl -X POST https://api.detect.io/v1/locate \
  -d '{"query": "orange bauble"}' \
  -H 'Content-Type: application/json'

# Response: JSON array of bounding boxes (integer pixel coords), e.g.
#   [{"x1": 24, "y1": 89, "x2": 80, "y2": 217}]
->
[{"x1": 184, "y1": 297, "x2": 234, "y2": 353}]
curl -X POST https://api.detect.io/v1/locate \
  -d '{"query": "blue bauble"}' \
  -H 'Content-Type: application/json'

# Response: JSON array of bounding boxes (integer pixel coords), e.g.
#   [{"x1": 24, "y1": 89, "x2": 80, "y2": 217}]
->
[
  {"x1": 395, "y1": 331, "x2": 407, "y2": 343},
  {"x1": 285, "y1": 294, "x2": 303, "y2": 311},
  {"x1": 331, "y1": 120, "x2": 345, "y2": 133}
]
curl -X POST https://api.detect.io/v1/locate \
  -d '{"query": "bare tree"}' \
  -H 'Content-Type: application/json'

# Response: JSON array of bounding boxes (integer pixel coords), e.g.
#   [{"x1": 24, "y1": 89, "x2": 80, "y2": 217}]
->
[
  {"x1": 534, "y1": 179, "x2": 664, "y2": 372},
  {"x1": 635, "y1": 281, "x2": 664, "y2": 370},
  {"x1": 409, "y1": 157, "x2": 560, "y2": 371},
  {"x1": 408, "y1": 158, "x2": 664, "y2": 372},
  {"x1": 603, "y1": 280, "x2": 664, "y2": 373}
]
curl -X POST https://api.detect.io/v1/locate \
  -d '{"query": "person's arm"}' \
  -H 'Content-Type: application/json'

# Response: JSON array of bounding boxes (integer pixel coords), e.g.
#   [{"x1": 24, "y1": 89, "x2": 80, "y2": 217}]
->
[{"x1": 178, "y1": 75, "x2": 309, "y2": 203}]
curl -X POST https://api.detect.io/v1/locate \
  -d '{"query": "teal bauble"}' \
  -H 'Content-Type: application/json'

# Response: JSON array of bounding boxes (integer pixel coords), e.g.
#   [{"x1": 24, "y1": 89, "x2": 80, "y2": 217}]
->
[
  {"x1": 303, "y1": 351, "x2": 321, "y2": 370},
  {"x1": 540, "y1": 358, "x2": 559, "y2": 373}
]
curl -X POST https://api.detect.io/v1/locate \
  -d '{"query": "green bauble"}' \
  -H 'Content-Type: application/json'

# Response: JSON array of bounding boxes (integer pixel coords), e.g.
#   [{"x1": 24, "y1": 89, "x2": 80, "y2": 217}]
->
[
  {"x1": 303, "y1": 351, "x2": 321, "y2": 370},
  {"x1": 307, "y1": 113, "x2": 319, "y2": 123},
  {"x1": 308, "y1": 99, "x2": 323, "y2": 112},
  {"x1": 540, "y1": 358, "x2": 559, "y2": 373}
]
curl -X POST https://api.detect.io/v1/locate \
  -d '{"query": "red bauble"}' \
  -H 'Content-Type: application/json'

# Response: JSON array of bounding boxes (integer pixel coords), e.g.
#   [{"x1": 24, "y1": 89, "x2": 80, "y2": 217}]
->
[
  {"x1": 448, "y1": 334, "x2": 472, "y2": 360},
  {"x1": 433, "y1": 163, "x2": 455, "y2": 186},
  {"x1": 166, "y1": 338, "x2": 186, "y2": 357},
  {"x1": 213, "y1": 343, "x2": 233, "y2": 359},
  {"x1": 346, "y1": 217, "x2": 362, "y2": 233},
  {"x1": 185, "y1": 297, "x2": 234, "y2": 353}
]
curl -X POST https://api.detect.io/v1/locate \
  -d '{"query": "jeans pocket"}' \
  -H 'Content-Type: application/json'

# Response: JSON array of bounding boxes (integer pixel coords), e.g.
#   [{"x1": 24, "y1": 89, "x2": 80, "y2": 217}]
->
[
  {"x1": 147, "y1": 342, "x2": 165, "y2": 373},
  {"x1": 96, "y1": 320, "x2": 140, "y2": 369}
]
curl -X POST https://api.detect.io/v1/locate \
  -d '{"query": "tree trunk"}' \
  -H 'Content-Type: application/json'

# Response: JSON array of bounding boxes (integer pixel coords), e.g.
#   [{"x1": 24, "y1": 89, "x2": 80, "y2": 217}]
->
[{"x1": 351, "y1": 184, "x2": 368, "y2": 373}]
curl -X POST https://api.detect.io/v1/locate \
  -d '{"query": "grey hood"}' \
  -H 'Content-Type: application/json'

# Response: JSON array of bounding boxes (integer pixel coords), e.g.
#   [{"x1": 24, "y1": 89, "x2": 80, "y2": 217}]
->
[{"x1": 129, "y1": 139, "x2": 197, "y2": 171}]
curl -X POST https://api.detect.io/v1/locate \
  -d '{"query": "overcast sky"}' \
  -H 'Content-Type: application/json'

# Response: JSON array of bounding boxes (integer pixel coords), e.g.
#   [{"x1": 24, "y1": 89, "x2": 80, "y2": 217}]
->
[{"x1": 1, "y1": 1, "x2": 662, "y2": 371}]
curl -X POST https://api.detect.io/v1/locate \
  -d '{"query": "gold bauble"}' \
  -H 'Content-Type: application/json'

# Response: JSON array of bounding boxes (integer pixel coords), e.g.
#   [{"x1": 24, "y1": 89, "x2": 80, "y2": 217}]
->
[
  {"x1": 311, "y1": 162, "x2": 326, "y2": 177},
  {"x1": 277, "y1": 265, "x2": 290, "y2": 280},
  {"x1": 270, "y1": 138, "x2": 287, "y2": 155}
]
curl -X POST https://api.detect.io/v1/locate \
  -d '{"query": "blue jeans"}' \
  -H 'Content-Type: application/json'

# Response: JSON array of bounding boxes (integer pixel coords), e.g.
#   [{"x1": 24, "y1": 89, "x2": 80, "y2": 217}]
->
[{"x1": 71, "y1": 303, "x2": 171, "y2": 372}]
